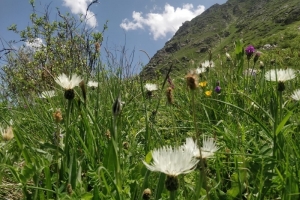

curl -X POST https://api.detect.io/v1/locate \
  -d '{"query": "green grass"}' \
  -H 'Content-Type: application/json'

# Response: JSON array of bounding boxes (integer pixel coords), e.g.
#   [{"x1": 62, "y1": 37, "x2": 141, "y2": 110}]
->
[{"x1": 1, "y1": 39, "x2": 300, "y2": 199}]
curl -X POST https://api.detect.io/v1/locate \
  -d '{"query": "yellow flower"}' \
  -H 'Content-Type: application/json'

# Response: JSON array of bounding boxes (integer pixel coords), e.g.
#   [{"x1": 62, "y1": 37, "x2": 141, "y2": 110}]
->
[
  {"x1": 205, "y1": 90, "x2": 212, "y2": 97},
  {"x1": 199, "y1": 81, "x2": 207, "y2": 88}
]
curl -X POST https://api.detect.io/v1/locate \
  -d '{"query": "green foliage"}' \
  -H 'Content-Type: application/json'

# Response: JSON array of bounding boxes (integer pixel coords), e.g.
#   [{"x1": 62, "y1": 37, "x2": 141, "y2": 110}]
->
[{"x1": 1, "y1": 1, "x2": 300, "y2": 200}]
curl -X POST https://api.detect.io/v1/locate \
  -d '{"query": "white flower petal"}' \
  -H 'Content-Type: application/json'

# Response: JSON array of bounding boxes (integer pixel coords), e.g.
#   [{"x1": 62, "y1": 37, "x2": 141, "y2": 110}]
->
[
  {"x1": 265, "y1": 69, "x2": 296, "y2": 82},
  {"x1": 201, "y1": 137, "x2": 218, "y2": 158},
  {"x1": 39, "y1": 90, "x2": 56, "y2": 98},
  {"x1": 201, "y1": 60, "x2": 215, "y2": 68},
  {"x1": 145, "y1": 83, "x2": 158, "y2": 91},
  {"x1": 87, "y1": 81, "x2": 98, "y2": 88},
  {"x1": 291, "y1": 89, "x2": 300, "y2": 101},
  {"x1": 143, "y1": 145, "x2": 198, "y2": 176},
  {"x1": 55, "y1": 73, "x2": 82, "y2": 89}
]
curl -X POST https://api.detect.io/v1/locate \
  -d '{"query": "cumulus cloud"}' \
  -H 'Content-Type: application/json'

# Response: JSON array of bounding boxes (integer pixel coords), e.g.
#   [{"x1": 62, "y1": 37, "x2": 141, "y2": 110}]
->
[
  {"x1": 62, "y1": 0, "x2": 97, "y2": 28},
  {"x1": 120, "y1": 3, "x2": 205, "y2": 40},
  {"x1": 24, "y1": 38, "x2": 44, "y2": 51}
]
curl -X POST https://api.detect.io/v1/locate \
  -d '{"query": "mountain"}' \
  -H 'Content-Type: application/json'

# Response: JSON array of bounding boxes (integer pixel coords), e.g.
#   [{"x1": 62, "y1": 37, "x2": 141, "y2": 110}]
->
[{"x1": 140, "y1": 0, "x2": 300, "y2": 79}]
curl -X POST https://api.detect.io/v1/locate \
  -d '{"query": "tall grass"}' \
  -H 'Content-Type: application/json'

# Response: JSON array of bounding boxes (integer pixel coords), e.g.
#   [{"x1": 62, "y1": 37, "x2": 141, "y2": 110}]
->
[{"x1": 1, "y1": 39, "x2": 300, "y2": 200}]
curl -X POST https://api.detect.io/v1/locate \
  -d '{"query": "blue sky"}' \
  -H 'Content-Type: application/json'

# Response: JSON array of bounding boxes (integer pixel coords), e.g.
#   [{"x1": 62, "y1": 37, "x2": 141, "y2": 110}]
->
[{"x1": 0, "y1": 0, "x2": 227, "y2": 72}]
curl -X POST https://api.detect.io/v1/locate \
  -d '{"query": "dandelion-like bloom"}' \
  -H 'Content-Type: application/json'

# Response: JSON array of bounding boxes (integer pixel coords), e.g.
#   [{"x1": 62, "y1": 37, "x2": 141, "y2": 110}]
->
[
  {"x1": 142, "y1": 188, "x2": 152, "y2": 200},
  {"x1": 1, "y1": 126, "x2": 14, "y2": 141},
  {"x1": 186, "y1": 73, "x2": 198, "y2": 90},
  {"x1": 55, "y1": 73, "x2": 82, "y2": 90},
  {"x1": 201, "y1": 137, "x2": 219, "y2": 158},
  {"x1": 145, "y1": 83, "x2": 158, "y2": 91},
  {"x1": 87, "y1": 81, "x2": 98, "y2": 88},
  {"x1": 195, "y1": 67, "x2": 206, "y2": 75},
  {"x1": 53, "y1": 109, "x2": 63, "y2": 123},
  {"x1": 259, "y1": 61, "x2": 264, "y2": 69},
  {"x1": 265, "y1": 69, "x2": 296, "y2": 91},
  {"x1": 39, "y1": 90, "x2": 56, "y2": 98},
  {"x1": 145, "y1": 83, "x2": 158, "y2": 98},
  {"x1": 291, "y1": 89, "x2": 300, "y2": 101},
  {"x1": 55, "y1": 73, "x2": 82, "y2": 100},
  {"x1": 205, "y1": 90, "x2": 212, "y2": 97},
  {"x1": 166, "y1": 87, "x2": 174, "y2": 104},
  {"x1": 142, "y1": 146, "x2": 198, "y2": 191},
  {"x1": 182, "y1": 137, "x2": 218, "y2": 159}
]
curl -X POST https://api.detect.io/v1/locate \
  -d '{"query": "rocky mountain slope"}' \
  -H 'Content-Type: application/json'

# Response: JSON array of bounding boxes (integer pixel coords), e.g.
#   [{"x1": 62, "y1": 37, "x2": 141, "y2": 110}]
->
[{"x1": 140, "y1": 0, "x2": 300, "y2": 79}]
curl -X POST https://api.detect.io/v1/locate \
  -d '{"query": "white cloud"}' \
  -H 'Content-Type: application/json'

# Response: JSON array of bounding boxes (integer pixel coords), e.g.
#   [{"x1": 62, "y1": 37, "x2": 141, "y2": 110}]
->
[
  {"x1": 120, "y1": 3, "x2": 205, "y2": 40},
  {"x1": 62, "y1": 0, "x2": 97, "y2": 28},
  {"x1": 25, "y1": 38, "x2": 44, "y2": 51}
]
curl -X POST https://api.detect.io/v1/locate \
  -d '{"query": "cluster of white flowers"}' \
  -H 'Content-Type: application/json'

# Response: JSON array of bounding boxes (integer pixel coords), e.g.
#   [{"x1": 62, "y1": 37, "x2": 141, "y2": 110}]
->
[{"x1": 201, "y1": 60, "x2": 215, "y2": 68}]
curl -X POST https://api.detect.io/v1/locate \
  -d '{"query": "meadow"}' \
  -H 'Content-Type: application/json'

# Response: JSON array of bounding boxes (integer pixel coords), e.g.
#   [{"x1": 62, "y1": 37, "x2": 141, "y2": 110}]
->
[{"x1": 1, "y1": 3, "x2": 300, "y2": 200}]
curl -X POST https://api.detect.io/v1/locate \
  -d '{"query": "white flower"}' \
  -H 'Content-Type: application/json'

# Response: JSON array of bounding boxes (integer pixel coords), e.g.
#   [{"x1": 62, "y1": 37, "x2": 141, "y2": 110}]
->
[
  {"x1": 265, "y1": 69, "x2": 296, "y2": 82},
  {"x1": 291, "y1": 89, "x2": 300, "y2": 101},
  {"x1": 226, "y1": 52, "x2": 231, "y2": 60},
  {"x1": 55, "y1": 73, "x2": 82, "y2": 90},
  {"x1": 142, "y1": 146, "x2": 199, "y2": 176},
  {"x1": 201, "y1": 137, "x2": 218, "y2": 158},
  {"x1": 201, "y1": 60, "x2": 215, "y2": 68},
  {"x1": 251, "y1": 102, "x2": 259, "y2": 109},
  {"x1": 195, "y1": 67, "x2": 206, "y2": 74},
  {"x1": 39, "y1": 90, "x2": 56, "y2": 98},
  {"x1": 145, "y1": 83, "x2": 158, "y2": 91},
  {"x1": 182, "y1": 137, "x2": 200, "y2": 157},
  {"x1": 182, "y1": 137, "x2": 218, "y2": 158},
  {"x1": 87, "y1": 81, "x2": 98, "y2": 88}
]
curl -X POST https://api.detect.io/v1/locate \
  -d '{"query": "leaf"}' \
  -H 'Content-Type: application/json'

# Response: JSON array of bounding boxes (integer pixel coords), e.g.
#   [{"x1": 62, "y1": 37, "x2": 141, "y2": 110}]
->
[
  {"x1": 145, "y1": 151, "x2": 152, "y2": 163},
  {"x1": 276, "y1": 110, "x2": 292, "y2": 136},
  {"x1": 81, "y1": 192, "x2": 93, "y2": 200},
  {"x1": 155, "y1": 173, "x2": 166, "y2": 200}
]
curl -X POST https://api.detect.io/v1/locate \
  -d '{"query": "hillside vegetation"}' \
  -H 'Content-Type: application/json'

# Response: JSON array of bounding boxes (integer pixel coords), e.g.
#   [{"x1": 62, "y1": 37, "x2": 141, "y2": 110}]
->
[
  {"x1": 140, "y1": 0, "x2": 300, "y2": 79},
  {"x1": 1, "y1": 0, "x2": 300, "y2": 199}
]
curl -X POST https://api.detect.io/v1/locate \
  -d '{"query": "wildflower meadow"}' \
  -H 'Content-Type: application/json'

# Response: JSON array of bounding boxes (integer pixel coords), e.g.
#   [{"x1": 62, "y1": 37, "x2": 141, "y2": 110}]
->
[{"x1": 1, "y1": 2, "x2": 300, "y2": 200}]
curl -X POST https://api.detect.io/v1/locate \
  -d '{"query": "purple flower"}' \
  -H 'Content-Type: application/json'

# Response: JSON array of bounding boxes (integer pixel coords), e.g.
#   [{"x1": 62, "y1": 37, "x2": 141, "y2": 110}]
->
[
  {"x1": 215, "y1": 86, "x2": 221, "y2": 93},
  {"x1": 245, "y1": 45, "x2": 255, "y2": 60}
]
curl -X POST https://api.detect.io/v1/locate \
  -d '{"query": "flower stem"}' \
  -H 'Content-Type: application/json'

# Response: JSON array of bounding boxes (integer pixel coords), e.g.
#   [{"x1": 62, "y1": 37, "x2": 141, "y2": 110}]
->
[{"x1": 170, "y1": 190, "x2": 176, "y2": 200}]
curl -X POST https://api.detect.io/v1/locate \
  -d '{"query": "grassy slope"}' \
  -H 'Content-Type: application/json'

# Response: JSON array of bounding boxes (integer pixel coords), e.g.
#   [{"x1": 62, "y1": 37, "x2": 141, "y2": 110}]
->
[{"x1": 141, "y1": 0, "x2": 300, "y2": 79}]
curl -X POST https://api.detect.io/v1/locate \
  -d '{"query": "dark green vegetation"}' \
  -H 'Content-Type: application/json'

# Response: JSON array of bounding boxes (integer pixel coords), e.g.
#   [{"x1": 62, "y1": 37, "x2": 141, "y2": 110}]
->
[{"x1": 140, "y1": 0, "x2": 300, "y2": 79}]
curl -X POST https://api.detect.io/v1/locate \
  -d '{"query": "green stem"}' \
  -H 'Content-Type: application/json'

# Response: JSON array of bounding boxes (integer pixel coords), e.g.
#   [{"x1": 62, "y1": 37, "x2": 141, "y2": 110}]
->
[
  {"x1": 113, "y1": 116, "x2": 122, "y2": 190},
  {"x1": 64, "y1": 100, "x2": 72, "y2": 167},
  {"x1": 170, "y1": 190, "x2": 176, "y2": 200}
]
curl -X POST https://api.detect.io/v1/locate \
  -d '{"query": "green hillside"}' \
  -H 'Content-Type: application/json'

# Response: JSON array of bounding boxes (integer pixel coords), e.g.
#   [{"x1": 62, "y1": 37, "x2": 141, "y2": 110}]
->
[{"x1": 141, "y1": 0, "x2": 300, "y2": 79}]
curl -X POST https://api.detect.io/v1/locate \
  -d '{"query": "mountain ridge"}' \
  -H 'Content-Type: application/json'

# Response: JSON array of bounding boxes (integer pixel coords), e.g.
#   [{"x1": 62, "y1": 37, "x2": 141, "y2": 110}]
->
[{"x1": 140, "y1": 0, "x2": 300, "y2": 79}]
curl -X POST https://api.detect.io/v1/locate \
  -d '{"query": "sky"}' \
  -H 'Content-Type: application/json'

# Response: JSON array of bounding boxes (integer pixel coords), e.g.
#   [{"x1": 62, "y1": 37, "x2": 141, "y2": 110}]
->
[{"x1": 0, "y1": 0, "x2": 227, "y2": 73}]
